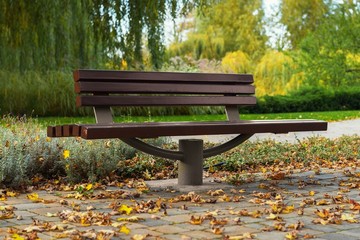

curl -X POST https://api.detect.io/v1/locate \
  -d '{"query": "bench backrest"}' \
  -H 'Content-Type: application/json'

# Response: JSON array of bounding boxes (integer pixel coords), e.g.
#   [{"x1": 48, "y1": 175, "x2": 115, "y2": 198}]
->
[{"x1": 74, "y1": 70, "x2": 256, "y2": 122}]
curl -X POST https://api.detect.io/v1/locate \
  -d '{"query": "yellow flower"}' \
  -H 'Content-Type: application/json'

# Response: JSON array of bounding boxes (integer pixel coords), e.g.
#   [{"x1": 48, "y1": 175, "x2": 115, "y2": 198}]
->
[{"x1": 63, "y1": 150, "x2": 70, "y2": 159}]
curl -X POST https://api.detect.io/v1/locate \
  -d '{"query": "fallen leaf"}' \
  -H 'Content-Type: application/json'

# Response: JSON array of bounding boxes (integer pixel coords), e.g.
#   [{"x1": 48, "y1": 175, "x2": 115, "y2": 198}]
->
[
  {"x1": 117, "y1": 216, "x2": 145, "y2": 222},
  {"x1": 212, "y1": 226, "x2": 224, "y2": 235},
  {"x1": 190, "y1": 215, "x2": 204, "y2": 225},
  {"x1": 119, "y1": 225, "x2": 131, "y2": 235},
  {"x1": 131, "y1": 234, "x2": 149, "y2": 240},
  {"x1": 118, "y1": 205, "x2": 133, "y2": 215},
  {"x1": 341, "y1": 213, "x2": 358, "y2": 223}
]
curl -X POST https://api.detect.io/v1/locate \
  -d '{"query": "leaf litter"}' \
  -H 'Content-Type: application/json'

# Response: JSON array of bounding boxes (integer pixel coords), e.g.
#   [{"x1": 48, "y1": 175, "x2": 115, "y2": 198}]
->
[{"x1": 1, "y1": 154, "x2": 360, "y2": 239}]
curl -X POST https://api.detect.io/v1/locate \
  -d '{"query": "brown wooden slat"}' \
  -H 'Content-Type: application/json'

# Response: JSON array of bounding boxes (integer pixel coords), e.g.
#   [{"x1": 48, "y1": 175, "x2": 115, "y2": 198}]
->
[
  {"x1": 55, "y1": 126, "x2": 63, "y2": 137},
  {"x1": 75, "y1": 82, "x2": 255, "y2": 94},
  {"x1": 79, "y1": 120, "x2": 328, "y2": 139},
  {"x1": 47, "y1": 126, "x2": 56, "y2": 137},
  {"x1": 72, "y1": 125, "x2": 81, "y2": 137},
  {"x1": 74, "y1": 70, "x2": 254, "y2": 83},
  {"x1": 76, "y1": 95, "x2": 257, "y2": 107}
]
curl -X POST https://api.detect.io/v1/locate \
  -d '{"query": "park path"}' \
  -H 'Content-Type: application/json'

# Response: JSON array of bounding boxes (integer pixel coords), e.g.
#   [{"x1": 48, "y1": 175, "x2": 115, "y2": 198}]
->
[{"x1": 171, "y1": 118, "x2": 360, "y2": 143}]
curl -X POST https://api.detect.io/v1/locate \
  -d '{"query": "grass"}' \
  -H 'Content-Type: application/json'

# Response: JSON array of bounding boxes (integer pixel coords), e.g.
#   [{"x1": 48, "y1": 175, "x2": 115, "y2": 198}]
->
[{"x1": 34, "y1": 110, "x2": 360, "y2": 126}]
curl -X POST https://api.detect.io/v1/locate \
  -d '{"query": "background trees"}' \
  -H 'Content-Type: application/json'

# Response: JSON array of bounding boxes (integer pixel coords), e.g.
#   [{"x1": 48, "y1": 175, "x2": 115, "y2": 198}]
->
[{"x1": 0, "y1": 0, "x2": 359, "y2": 116}]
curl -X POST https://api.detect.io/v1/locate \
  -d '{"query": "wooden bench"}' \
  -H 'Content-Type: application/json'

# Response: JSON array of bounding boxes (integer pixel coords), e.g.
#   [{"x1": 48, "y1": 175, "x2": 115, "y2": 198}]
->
[{"x1": 47, "y1": 70, "x2": 327, "y2": 185}]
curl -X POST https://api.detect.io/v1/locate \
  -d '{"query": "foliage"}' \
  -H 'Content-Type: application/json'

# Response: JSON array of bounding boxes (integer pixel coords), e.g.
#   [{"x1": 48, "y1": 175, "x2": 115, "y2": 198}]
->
[
  {"x1": 0, "y1": 116, "x2": 167, "y2": 187},
  {"x1": 279, "y1": 0, "x2": 330, "y2": 49},
  {"x1": 167, "y1": 0, "x2": 267, "y2": 61},
  {"x1": 250, "y1": 86, "x2": 360, "y2": 113},
  {"x1": 296, "y1": 1, "x2": 360, "y2": 88},
  {"x1": 254, "y1": 50, "x2": 301, "y2": 96},
  {"x1": 0, "y1": 70, "x2": 83, "y2": 117},
  {"x1": 221, "y1": 51, "x2": 252, "y2": 74},
  {"x1": 0, "y1": 0, "x2": 211, "y2": 71},
  {"x1": 207, "y1": 135, "x2": 360, "y2": 172},
  {"x1": 1, "y1": 116, "x2": 359, "y2": 188}
]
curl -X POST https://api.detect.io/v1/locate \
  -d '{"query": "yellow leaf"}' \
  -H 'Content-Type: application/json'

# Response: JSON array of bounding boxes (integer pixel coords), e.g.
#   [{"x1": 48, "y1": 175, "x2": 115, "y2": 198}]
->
[
  {"x1": 131, "y1": 234, "x2": 149, "y2": 240},
  {"x1": 282, "y1": 205, "x2": 295, "y2": 214},
  {"x1": 63, "y1": 150, "x2": 70, "y2": 159},
  {"x1": 11, "y1": 234, "x2": 25, "y2": 240},
  {"x1": 285, "y1": 231, "x2": 298, "y2": 240},
  {"x1": 85, "y1": 183, "x2": 93, "y2": 191},
  {"x1": 309, "y1": 191, "x2": 316, "y2": 196},
  {"x1": 316, "y1": 199, "x2": 331, "y2": 205},
  {"x1": 341, "y1": 213, "x2": 358, "y2": 223},
  {"x1": 119, "y1": 225, "x2": 130, "y2": 235},
  {"x1": 6, "y1": 191, "x2": 18, "y2": 197},
  {"x1": 266, "y1": 213, "x2": 282, "y2": 221},
  {"x1": 27, "y1": 193, "x2": 41, "y2": 202},
  {"x1": 118, "y1": 205, "x2": 133, "y2": 215},
  {"x1": 117, "y1": 216, "x2": 144, "y2": 222}
]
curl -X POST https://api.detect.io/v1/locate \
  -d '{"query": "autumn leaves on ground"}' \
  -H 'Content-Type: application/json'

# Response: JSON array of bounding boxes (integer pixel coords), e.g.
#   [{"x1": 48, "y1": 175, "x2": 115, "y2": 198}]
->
[{"x1": 1, "y1": 137, "x2": 360, "y2": 239}]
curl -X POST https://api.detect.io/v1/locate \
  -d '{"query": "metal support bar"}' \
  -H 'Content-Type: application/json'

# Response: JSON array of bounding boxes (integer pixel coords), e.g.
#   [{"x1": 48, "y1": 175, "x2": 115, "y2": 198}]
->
[
  {"x1": 178, "y1": 139, "x2": 204, "y2": 185},
  {"x1": 93, "y1": 107, "x2": 113, "y2": 124},
  {"x1": 120, "y1": 138, "x2": 183, "y2": 160},
  {"x1": 203, "y1": 134, "x2": 253, "y2": 158}
]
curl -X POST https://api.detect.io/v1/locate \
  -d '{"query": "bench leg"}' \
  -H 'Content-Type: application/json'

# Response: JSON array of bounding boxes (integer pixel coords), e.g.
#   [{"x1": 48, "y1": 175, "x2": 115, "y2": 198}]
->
[{"x1": 178, "y1": 139, "x2": 204, "y2": 185}]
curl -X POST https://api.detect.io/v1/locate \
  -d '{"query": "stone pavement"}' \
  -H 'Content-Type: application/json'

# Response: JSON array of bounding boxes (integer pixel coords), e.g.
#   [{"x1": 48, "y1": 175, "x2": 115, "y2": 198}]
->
[{"x1": 2, "y1": 168, "x2": 360, "y2": 239}]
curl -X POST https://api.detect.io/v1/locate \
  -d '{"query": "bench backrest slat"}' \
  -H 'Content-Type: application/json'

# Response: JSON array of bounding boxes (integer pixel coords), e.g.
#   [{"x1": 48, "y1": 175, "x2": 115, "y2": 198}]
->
[
  {"x1": 77, "y1": 96, "x2": 256, "y2": 107},
  {"x1": 74, "y1": 69, "x2": 256, "y2": 108},
  {"x1": 75, "y1": 82, "x2": 255, "y2": 94},
  {"x1": 74, "y1": 70, "x2": 253, "y2": 83}
]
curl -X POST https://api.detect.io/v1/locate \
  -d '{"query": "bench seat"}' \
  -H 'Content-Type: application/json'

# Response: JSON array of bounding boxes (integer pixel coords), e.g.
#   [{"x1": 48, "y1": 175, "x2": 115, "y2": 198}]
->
[{"x1": 48, "y1": 119, "x2": 327, "y2": 139}]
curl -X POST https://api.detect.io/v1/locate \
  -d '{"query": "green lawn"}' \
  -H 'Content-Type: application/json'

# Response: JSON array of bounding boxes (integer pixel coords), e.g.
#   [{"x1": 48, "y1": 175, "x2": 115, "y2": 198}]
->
[{"x1": 35, "y1": 110, "x2": 360, "y2": 126}]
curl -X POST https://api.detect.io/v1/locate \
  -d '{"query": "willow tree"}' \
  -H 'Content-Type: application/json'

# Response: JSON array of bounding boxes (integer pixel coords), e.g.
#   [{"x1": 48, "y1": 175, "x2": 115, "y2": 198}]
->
[
  {"x1": 167, "y1": 0, "x2": 267, "y2": 61},
  {"x1": 0, "y1": 0, "x2": 210, "y2": 71},
  {"x1": 280, "y1": 0, "x2": 330, "y2": 49}
]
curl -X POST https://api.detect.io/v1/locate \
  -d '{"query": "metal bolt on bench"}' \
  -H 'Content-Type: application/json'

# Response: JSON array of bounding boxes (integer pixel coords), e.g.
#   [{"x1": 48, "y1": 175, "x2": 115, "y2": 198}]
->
[{"x1": 47, "y1": 70, "x2": 328, "y2": 186}]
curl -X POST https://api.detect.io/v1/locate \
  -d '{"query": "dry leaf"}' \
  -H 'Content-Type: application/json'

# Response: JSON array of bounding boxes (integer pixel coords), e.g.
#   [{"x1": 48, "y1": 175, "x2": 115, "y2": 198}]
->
[
  {"x1": 118, "y1": 205, "x2": 133, "y2": 215},
  {"x1": 212, "y1": 226, "x2": 224, "y2": 235},
  {"x1": 341, "y1": 213, "x2": 358, "y2": 223},
  {"x1": 190, "y1": 215, "x2": 204, "y2": 225},
  {"x1": 119, "y1": 225, "x2": 131, "y2": 235}
]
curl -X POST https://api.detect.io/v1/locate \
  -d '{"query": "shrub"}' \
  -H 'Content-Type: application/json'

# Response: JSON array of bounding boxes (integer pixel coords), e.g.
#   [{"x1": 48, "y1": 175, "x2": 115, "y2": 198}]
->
[{"x1": 245, "y1": 86, "x2": 360, "y2": 114}]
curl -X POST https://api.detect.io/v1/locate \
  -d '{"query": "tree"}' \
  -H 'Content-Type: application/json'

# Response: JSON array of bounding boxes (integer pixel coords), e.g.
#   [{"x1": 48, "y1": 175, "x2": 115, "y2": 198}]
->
[
  {"x1": 167, "y1": 0, "x2": 267, "y2": 61},
  {"x1": 279, "y1": 0, "x2": 330, "y2": 49},
  {"x1": 0, "y1": 0, "x2": 210, "y2": 71},
  {"x1": 296, "y1": 1, "x2": 360, "y2": 88},
  {"x1": 254, "y1": 50, "x2": 299, "y2": 96}
]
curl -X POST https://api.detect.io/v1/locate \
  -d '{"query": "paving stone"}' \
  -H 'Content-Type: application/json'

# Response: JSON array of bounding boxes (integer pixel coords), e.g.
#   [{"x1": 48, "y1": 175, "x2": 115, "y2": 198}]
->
[
  {"x1": 340, "y1": 228, "x2": 360, "y2": 238},
  {"x1": 162, "y1": 214, "x2": 193, "y2": 224},
  {"x1": 12, "y1": 203, "x2": 49, "y2": 211},
  {"x1": 182, "y1": 230, "x2": 221, "y2": 239},
  {"x1": 150, "y1": 224, "x2": 188, "y2": 234},
  {"x1": 223, "y1": 225, "x2": 259, "y2": 235},
  {"x1": 255, "y1": 231, "x2": 288, "y2": 240},
  {"x1": 318, "y1": 232, "x2": 360, "y2": 240}
]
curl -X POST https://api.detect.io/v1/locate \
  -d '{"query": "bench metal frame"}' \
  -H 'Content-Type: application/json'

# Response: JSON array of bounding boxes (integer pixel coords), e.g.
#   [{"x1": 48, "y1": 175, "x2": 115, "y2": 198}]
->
[{"x1": 47, "y1": 70, "x2": 328, "y2": 186}]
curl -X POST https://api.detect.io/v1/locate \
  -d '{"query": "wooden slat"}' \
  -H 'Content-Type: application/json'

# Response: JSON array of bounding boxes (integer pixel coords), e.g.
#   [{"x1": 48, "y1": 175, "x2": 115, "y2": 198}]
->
[
  {"x1": 75, "y1": 82, "x2": 255, "y2": 94},
  {"x1": 47, "y1": 126, "x2": 56, "y2": 137},
  {"x1": 79, "y1": 120, "x2": 328, "y2": 139},
  {"x1": 74, "y1": 70, "x2": 254, "y2": 83},
  {"x1": 76, "y1": 95, "x2": 257, "y2": 107}
]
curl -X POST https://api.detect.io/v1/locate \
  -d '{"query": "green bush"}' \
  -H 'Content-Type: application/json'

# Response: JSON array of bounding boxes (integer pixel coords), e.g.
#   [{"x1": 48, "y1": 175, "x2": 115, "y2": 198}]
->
[
  {"x1": 246, "y1": 86, "x2": 360, "y2": 114},
  {"x1": 0, "y1": 116, "x2": 168, "y2": 187},
  {"x1": 1, "y1": 116, "x2": 359, "y2": 188}
]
